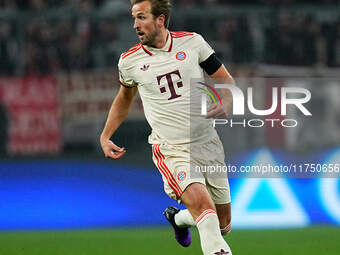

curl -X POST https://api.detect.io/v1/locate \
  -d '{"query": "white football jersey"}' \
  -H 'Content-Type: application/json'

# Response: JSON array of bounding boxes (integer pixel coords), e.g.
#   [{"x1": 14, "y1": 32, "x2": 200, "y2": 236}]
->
[{"x1": 118, "y1": 31, "x2": 218, "y2": 145}]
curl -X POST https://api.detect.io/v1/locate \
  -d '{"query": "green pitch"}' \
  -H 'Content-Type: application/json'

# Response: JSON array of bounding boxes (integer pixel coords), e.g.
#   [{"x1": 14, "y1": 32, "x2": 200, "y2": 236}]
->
[{"x1": 0, "y1": 226, "x2": 339, "y2": 255}]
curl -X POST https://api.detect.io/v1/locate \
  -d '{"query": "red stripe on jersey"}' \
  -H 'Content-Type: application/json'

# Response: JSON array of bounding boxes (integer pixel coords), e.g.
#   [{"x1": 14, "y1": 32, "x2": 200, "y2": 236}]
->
[
  {"x1": 168, "y1": 33, "x2": 173, "y2": 52},
  {"x1": 171, "y1": 33, "x2": 193, "y2": 36},
  {"x1": 153, "y1": 144, "x2": 182, "y2": 197},
  {"x1": 123, "y1": 43, "x2": 140, "y2": 54},
  {"x1": 122, "y1": 45, "x2": 141, "y2": 57},
  {"x1": 122, "y1": 45, "x2": 142, "y2": 59},
  {"x1": 170, "y1": 31, "x2": 194, "y2": 38},
  {"x1": 122, "y1": 44, "x2": 141, "y2": 57},
  {"x1": 171, "y1": 34, "x2": 194, "y2": 38},
  {"x1": 171, "y1": 31, "x2": 193, "y2": 35},
  {"x1": 195, "y1": 209, "x2": 216, "y2": 225},
  {"x1": 141, "y1": 44, "x2": 153, "y2": 56}
]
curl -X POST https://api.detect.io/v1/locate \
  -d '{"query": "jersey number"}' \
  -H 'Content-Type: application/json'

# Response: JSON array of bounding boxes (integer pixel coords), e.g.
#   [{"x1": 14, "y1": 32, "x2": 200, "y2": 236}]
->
[{"x1": 156, "y1": 70, "x2": 183, "y2": 100}]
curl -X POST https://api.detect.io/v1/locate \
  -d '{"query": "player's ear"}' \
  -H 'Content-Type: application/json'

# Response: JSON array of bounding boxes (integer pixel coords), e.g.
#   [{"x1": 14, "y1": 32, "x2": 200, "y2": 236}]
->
[{"x1": 157, "y1": 14, "x2": 166, "y2": 28}]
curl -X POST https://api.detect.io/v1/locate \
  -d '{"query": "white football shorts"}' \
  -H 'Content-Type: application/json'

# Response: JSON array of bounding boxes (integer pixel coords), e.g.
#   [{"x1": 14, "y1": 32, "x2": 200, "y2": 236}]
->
[{"x1": 152, "y1": 136, "x2": 231, "y2": 204}]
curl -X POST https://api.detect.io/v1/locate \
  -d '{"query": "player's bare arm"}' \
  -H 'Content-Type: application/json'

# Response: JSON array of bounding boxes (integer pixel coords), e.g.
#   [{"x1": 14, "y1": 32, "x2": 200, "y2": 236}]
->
[
  {"x1": 206, "y1": 64, "x2": 234, "y2": 119},
  {"x1": 100, "y1": 86, "x2": 138, "y2": 159}
]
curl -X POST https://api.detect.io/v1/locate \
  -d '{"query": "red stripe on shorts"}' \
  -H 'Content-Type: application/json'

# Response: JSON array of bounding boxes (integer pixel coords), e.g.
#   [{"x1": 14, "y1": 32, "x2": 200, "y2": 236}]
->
[
  {"x1": 153, "y1": 145, "x2": 181, "y2": 197},
  {"x1": 155, "y1": 144, "x2": 183, "y2": 195},
  {"x1": 153, "y1": 144, "x2": 182, "y2": 197},
  {"x1": 154, "y1": 144, "x2": 183, "y2": 196}
]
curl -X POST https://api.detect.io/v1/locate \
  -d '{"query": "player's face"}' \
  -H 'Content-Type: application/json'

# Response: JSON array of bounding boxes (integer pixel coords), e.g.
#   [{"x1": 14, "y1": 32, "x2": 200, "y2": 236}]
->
[{"x1": 131, "y1": 1, "x2": 160, "y2": 46}]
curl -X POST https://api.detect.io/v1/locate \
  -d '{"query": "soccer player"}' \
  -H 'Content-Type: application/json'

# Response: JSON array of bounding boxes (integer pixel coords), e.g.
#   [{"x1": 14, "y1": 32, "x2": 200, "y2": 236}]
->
[{"x1": 100, "y1": 0, "x2": 234, "y2": 254}]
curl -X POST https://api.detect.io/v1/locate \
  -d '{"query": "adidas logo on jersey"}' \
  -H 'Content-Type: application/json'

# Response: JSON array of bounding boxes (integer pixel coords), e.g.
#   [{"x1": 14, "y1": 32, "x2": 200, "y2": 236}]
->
[{"x1": 140, "y1": 64, "x2": 150, "y2": 71}]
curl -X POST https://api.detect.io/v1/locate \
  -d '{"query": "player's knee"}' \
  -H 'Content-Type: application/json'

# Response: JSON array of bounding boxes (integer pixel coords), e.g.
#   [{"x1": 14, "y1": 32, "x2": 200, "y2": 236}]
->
[
  {"x1": 190, "y1": 197, "x2": 216, "y2": 220},
  {"x1": 182, "y1": 183, "x2": 215, "y2": 213}
]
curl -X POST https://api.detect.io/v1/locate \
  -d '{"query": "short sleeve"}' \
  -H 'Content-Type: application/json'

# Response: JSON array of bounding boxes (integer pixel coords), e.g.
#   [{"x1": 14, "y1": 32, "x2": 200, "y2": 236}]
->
[
  {"x1": 196, "y1": 34, "x2": 215, "y2": 64},
  {"x1": 118, "y1": 56, "x2": 138, "y2": 88}
]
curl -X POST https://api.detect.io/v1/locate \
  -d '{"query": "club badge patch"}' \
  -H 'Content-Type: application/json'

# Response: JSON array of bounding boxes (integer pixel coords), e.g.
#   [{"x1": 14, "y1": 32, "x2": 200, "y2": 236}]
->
[
  {"x1": 176, "y1": 51, "x2": 187, "y2": 61},
  {"x1": 177, "y1": 171, "x2": 187, "y2": 181}
]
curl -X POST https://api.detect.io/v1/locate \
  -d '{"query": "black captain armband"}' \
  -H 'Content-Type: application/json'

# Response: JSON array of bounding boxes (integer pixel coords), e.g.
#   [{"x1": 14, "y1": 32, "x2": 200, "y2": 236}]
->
[{"x1": 199, "y1": 53, "x2": 223, "y2": 75}]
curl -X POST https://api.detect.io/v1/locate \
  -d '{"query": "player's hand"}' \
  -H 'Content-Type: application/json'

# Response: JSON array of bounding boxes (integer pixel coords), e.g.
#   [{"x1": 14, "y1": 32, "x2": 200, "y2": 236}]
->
[
  {"x1": 206, "y1": 103, "x2": 227, "y2": 119},
  {"x1": 100, "y1": 138, "x2": 126, "y2": 159}
]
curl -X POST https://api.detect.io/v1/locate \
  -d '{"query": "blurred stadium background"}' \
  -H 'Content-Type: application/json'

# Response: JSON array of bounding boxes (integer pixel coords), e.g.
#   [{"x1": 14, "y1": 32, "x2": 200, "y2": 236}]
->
[{"x1": 0, "y1": 0, "x2": 340, "y2": 254}]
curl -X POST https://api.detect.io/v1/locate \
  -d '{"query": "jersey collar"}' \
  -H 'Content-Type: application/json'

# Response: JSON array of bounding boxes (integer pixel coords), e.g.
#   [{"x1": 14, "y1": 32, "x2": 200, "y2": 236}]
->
[{"x1": 141, "y1": 30, "x2": 173, "y2": 56}]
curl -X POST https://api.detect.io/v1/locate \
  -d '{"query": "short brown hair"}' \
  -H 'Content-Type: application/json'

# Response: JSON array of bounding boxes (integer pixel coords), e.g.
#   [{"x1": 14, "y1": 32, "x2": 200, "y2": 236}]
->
[{"x1": 130, "y1": 0, "x2": 172, "y2": 28}]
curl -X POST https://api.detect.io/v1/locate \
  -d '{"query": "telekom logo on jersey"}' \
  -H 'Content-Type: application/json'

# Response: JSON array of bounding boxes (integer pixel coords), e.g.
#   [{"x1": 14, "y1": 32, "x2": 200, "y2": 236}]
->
[
  {"x1": 201, "y1": 84, "x2": 312, "y2": 116},
  {"x1": 156, "y1": 70, "x2": 183, "y2": 100}
]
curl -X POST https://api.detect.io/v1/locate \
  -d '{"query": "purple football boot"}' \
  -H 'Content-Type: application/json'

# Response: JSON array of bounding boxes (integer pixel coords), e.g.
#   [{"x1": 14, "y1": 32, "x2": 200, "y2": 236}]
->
[{"x1": 163, "y1": 206, "x2": 191, "y2": 247}]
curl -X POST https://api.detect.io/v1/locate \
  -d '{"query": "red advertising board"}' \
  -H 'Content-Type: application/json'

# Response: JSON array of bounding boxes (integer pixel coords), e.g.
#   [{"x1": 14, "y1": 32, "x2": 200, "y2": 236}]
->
[{"x1": 0, "y1": 76, "x2": 61, "y2": 155}]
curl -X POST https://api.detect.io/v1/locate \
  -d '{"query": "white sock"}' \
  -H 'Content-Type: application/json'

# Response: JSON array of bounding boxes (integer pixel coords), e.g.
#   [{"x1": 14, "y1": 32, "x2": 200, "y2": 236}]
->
[
  {"x1": 174, "y1": 209, "x2": 195, "y2": 227},
  {"x1": 221, "y1": 223, "x2": 231, "y2": 235},
  {"x1": 196, "y1": 209, "x2": 232, "y2": 255}
]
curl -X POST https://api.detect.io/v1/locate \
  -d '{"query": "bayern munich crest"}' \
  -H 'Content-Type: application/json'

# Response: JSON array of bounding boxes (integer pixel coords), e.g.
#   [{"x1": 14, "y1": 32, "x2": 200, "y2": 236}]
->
[
  {"x1": 177, "y1": 171, "x2": 187, "y2": 181},
  {"x1": 176, "y1": 51, "x2": 187, "y2": 61}
]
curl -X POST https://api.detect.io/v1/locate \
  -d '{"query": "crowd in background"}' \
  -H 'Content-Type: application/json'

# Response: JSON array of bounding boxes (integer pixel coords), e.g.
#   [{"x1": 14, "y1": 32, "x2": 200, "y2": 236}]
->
[
  {"x1": 0, "y1": 0, "x2": 340, "y2": 76},
  {"x1": 265, "y1": 14, "x2": 340, "y2": 66},
  {"x1": 1, "y1": 0, "x2": 340, "y2": 10}
]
